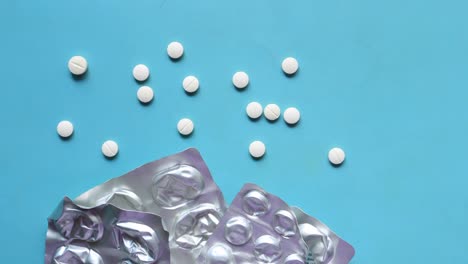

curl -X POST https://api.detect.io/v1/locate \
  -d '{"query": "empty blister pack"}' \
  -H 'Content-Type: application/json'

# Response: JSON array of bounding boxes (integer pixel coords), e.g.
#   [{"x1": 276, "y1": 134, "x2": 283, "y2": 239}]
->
[
  {"x1": 292, "y1": 207, "x2": 355, "y2": 264},
  {"x1": 74, "y1": 148, "x2": 227, "y2": 263},
  {"x1": 198, "y1": 183, "x2": 308, "y2": 263},
  {"x1": 45, "y1": 197, "x2": 170, "y2": 264}
]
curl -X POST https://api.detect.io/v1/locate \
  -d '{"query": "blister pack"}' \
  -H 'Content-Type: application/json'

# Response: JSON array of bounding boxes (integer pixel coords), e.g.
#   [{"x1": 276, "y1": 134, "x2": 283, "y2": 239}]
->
[
  {"x1": 73, "y1": 148, "x2": 227, "y2": 263},
  {"x1": 292, "y1": 207, "x2": 355, "y2": 264},
  {"x1": 45, "y1": 148, "x2": 356, "y2": 263},
  {"x1": 198, "y1": 183, "x2": 308, "y2": 263},
  {"x1": 45, "y1": 197, "x2": 170, "y2": 264}
]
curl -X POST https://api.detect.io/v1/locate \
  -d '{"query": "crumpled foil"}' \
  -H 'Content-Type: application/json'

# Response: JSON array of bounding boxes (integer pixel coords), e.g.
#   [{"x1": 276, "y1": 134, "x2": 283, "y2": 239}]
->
[
  {"x1": 45, "y1": 148, "x2": 354, "y2": 264},
  {"x1": 45, "y1": 197, "x2": 170, "y2": 264},
  {"x1": 292, "y1": 207, "x2": 355, "y2": 264},
  {"x1": 73, "y1": 148, "x2": 227, "y2": 263}
]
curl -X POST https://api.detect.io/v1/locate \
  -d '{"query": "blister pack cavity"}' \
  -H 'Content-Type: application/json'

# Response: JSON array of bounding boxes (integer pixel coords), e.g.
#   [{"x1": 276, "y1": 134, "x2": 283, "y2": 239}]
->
[
  {"x1": 292, "y1": 207, "x2": 355, "y2": 264},
  {"x1": 45, "y1": 197, "x2": 170, "y2": 264},
  {"x1": 198, "y1": 183, "x2": 308, "y2": 264},
  {"x1": 73, "y1": 148, "x2": 227, "y2": 263}
]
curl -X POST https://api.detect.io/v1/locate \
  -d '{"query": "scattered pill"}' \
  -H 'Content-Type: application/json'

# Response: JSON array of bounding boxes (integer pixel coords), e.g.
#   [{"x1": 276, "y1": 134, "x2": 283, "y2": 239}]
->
[
  {"x1": 57, "y1": 120, "x2": 74, "y2": 138},
  {"x1": 102, "y1": 140, "x2": 119, "y2": 158},
  {"x1": 283, "y1": 107, "x2": 301, "y2": 125},
  {"x1": 328, "y1": 147, "x2": 345, "y2": 165},
  {"x1": 137, "y1": 86, "x2": 154, "y2": 104},
  {"x1": 68, "y1": 56, "x2": 87, "y2": 75},
  {"x1": 246, "y1": 102, "x2": 263, "y2": 119},
  {"x1": 264, "y1": 104, "x2": 281, "y2": 121},
  {"x1": 177, "y1": 118, "x2": 194, "y2": 136},
  {"x1": 281, "y1": 57, "x2": 299, "y2": 75},
  {"x1": 249, "y1": 141, "x2": 266, "y2": 158},
  {"x1": 182, "y1": 76, "x2": 199, "y2": 93},
  {"x1": 133, "y1": 64, "x2": 150, "y2": 82},
  {"x1": 167, "y1": 41, "x2": 184, "y2": 59},
  {"x1": 232, "y1": 71, "x2": 249, "y2": 89}
]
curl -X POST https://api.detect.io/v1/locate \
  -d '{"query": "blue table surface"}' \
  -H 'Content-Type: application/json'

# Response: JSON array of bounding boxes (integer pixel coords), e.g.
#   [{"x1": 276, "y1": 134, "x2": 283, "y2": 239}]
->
[{"x1": 1, "y1": 0, "x2": 468, "y2": 263}]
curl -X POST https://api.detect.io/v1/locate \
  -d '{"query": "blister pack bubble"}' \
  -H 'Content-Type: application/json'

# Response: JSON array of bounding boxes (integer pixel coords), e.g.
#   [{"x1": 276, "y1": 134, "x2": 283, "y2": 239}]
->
[
  {"x1": 45, "y1": 149, "x2": 355, "y2": 263},
  {"x1": 292, "y1": 207, "x2": 355, "y2": 264},
  {"x1": 198, "y1": 183, "x2": 308, "y2": 264},
  {"x1": 45, "y1": 197, "x2": 170, "y2": 264},
  {"x1": 73, "y1": 148, "x2": 227, "y2": 263}
]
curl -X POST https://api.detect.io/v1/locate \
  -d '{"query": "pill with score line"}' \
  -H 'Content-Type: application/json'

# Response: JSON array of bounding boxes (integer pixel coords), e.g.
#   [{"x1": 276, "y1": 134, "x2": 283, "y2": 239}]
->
[
  {"x1": 68, "y1": 56, "x2": 87, "y2": 75},
  {"x1": 328, "y1": 147, "x2": 345, "y2": 165},
  {"x1": 177, "y1": 118, "x2": 194, "y2": 136},
  {"x1": 183, "y1": 76, "x2": 199, "y2": 93},
  {"x1": 264, "y1": 104, "x2": 281, "y2": 121},
  {"x1": 102, "y1": 140, "x2": 119, "y2": 158}
]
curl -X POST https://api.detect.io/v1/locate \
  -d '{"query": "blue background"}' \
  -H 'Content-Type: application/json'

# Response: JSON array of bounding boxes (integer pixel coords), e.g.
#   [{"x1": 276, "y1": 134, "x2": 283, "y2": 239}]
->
[{"x1": 1, "y1": 0, "x2": 467, "y2": 263}]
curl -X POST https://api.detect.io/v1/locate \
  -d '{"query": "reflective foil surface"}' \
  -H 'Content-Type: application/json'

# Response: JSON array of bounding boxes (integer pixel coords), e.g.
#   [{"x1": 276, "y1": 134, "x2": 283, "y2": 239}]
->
[
  {"x1": 198, "y1": 183, "x2": 308, "y2": 264},
  {"x1": 45, "y1": 148, "x2": 354, "y2": 264},
  {"x1": 74, "y1": 148, "x2": 227, "y2": 263},
  {"x1": 45, "y1": 197, "x2": 170, "y2": 264},
  {"x1": 292, "y1": 207, "x2": 355, "y2": 264}
]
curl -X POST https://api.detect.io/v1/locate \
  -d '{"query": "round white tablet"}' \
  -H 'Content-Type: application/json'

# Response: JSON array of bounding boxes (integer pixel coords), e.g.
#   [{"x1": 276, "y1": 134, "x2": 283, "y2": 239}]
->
[
  {"x1": 57, "y1": 120, "x2": 74, "y2": 138},
  {"x1": 246, "y1": 102, "x2": 263, "y2": 119},
  {"x1": 249, "y1": 141, "x2": 266, "y2": 159},
  {"x1": 68, "y1": 56, "x2": 87, "y2": 75},
  {"x1": 282, "y1": 57, "x2": 299, "y2": 75},
  {"x1": 137, "y1": 86, "x2": 154, "y2": 104},
  {"x1": 177, "y1": 118, "x2": 194, "y2": 136},
  {"x1": 328, "y1": 147, "x2": 345, "y2": 165},
  {"x1": 167, "y1": 41, "x2": 184, "y2": 59},
  {"x1": 232, "y1": 71, "x2": 249, "y2": 89},
  {"x1": 283, "y1": 107, "x2": 301, "y2": 125},
  {"x1": 102, "y1": 140, "x2": 119, "y2": 158},
  {"x1": 133, "y1": 64, "x2": 150, "y2": 82},
  {"x1": 182, "y1": 76, "x2": 199, "y2": 93},
  {"x1": 264, "y1": 104, "x2": 281, "y2": 121}
]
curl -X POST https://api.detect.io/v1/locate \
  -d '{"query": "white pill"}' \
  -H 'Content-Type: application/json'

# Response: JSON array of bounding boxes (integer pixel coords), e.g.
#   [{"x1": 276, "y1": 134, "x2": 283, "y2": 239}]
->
[
  {"x1": 328, "y1": 147, "x2": 345, "y2": 165},
  {"x1": 133, "y1": 64, "x2": 150, "y2": 82},
  {"x1": 249, "y1": 141, "x2": 266, "y2": 159},
  {"x1": 137, "y1": 86, "x2": 154, "y2": 104},
  {"x1": 57, "y1": 120, "x2": 74, "y2": 138},
  {"x1": 182, "y1": 76, "x2": 199, "y2": 93},
  {"x1": 167, "y1": 41, "x2": 184, "y2": 59},
  {"x1": 283, "y1": 107, "x2": 301, "y2": 125},
  {"x1": 232, "y1": 71, "x2": 249, "y2": 89},
  {"x1": 246, "y1": 102, "x2": 263, "y2": 119},
  {"x1": 177, "y1": 118, "x2": 194, "y2": 136},
  {"x1": 282, "y1": 57, "x2": 299, "y2": 75},
  {"x1": 102, "y1": 140, "x2": 119, "y2": 158},
  {"x1": 264, "y1": 104, "x2": 281, "y2": 121},
  {"x1": 68, "y1": 56, "x2": 88, "y2": 75}
]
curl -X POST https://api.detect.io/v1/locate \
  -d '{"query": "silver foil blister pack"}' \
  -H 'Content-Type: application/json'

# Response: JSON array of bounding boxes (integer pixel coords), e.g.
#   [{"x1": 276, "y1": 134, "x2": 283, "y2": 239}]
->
[
  {"x1": 198, "y1": 183, "x2": 308, "y2": 263},
  {"x1": 45, "y1": 148, "x2": 355, "y2": 263},
  {"x1": 292, "y1": 207, "x2": 355, "y2": 264},
  {"x1": 45, "y1": 197, "x2": 170, "y2": 264},
  {"x1": 73, "y1": 148, "x2": 227, "y2": 263}
]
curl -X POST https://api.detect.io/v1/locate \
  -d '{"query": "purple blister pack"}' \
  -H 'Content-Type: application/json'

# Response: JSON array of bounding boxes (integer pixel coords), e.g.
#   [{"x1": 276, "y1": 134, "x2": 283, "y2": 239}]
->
[
  {"x1": 45, "y1": 197, "x2": 170, "y2": 264},
  {"x1": 74, "y1": 148, "x2": 227, "y2": 263},
  {"x1": 198, "y1": 183, "x2": 308, "y2": 263}
]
